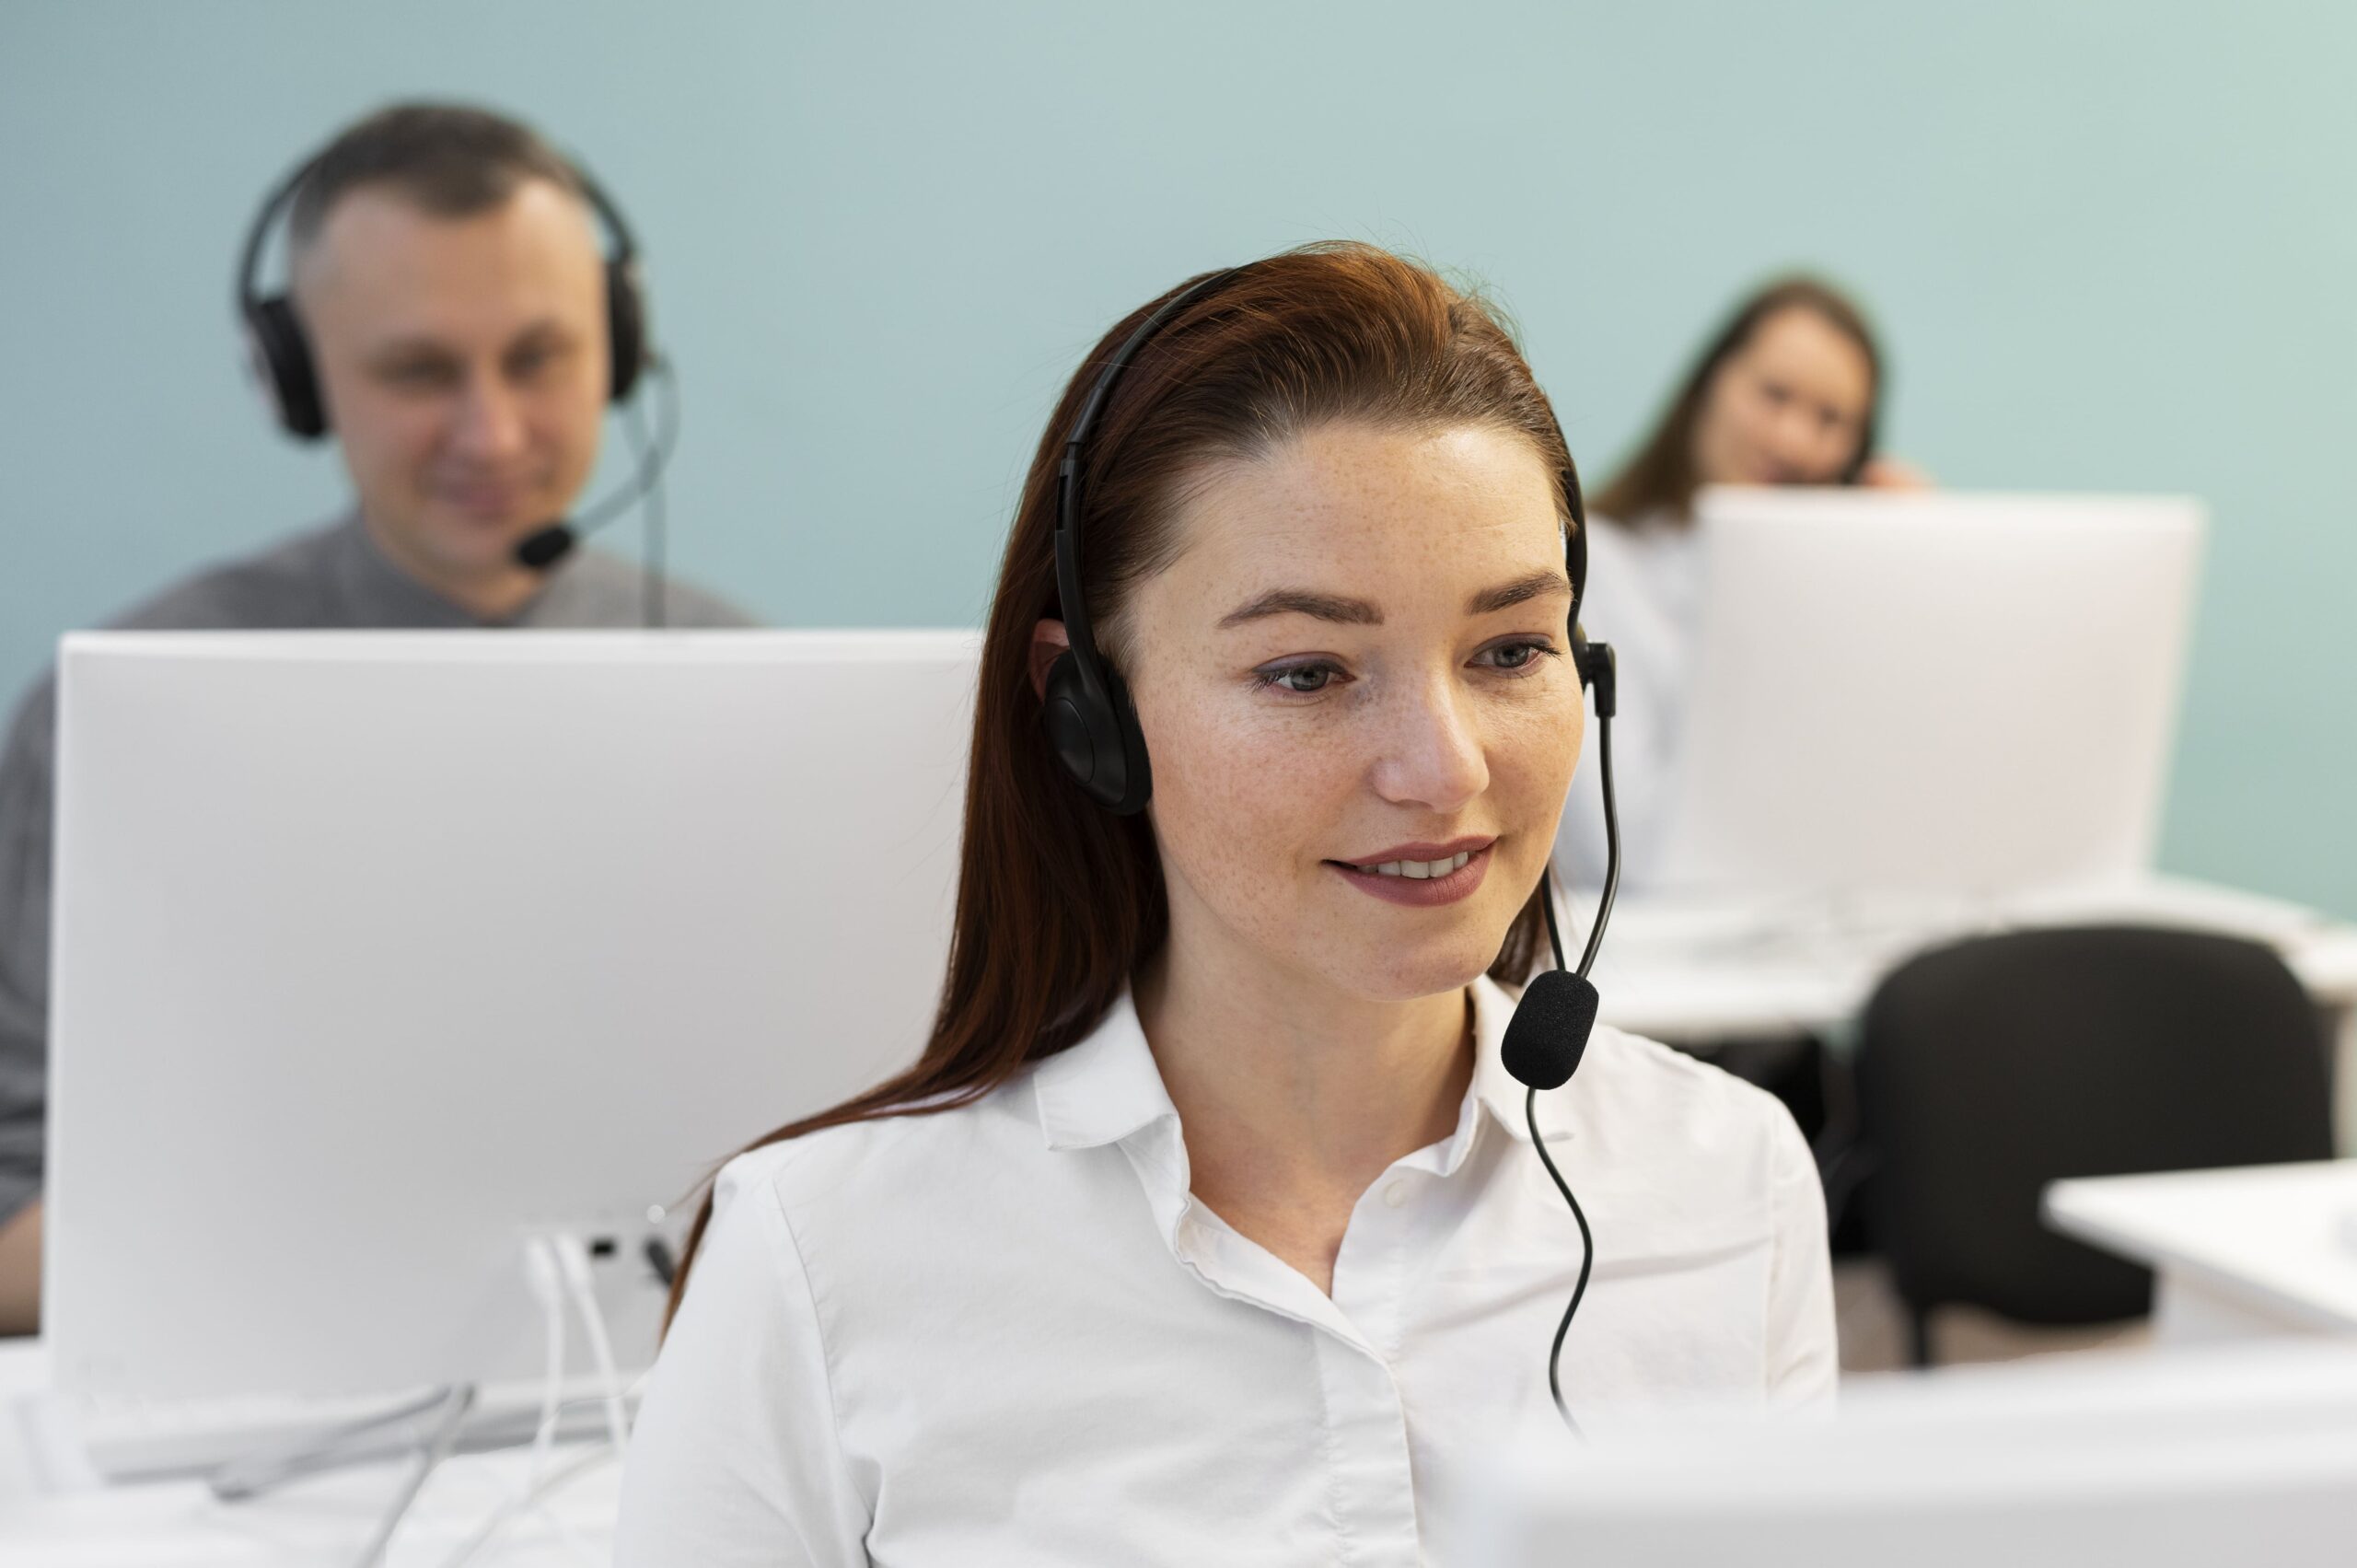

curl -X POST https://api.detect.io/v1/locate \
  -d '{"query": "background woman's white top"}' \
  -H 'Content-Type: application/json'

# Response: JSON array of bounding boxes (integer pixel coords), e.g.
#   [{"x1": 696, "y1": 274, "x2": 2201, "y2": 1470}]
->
[
  {"x1": 616, "y1": 973, "x2": 1835, "y2": 1567},
  {"x1": 1557, "y1": 512, "x2": 1702, "y2": 898}
]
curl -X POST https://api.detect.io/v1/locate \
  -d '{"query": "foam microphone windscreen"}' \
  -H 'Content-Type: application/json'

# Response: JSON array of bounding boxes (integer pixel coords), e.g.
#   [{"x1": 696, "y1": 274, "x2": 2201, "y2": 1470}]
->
[
  {"x1": 514, "y1": 524, "x2": 578, "y2": 570},
  {"x1": 1502, "y1": 969, "x2": 1599, "y2": 1090}
]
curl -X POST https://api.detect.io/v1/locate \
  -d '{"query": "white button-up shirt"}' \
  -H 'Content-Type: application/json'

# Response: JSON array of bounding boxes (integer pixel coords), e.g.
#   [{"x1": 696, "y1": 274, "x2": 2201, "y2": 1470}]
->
[{"x1": 616, "y1": 973, "x2": 1835, "y2": 1566}]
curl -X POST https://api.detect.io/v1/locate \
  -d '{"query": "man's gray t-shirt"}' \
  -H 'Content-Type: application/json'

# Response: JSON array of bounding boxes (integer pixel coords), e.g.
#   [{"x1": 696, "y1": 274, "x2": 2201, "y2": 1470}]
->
[{"x1": 0, "y1": 516, "x2": 756, "y2": 1222}]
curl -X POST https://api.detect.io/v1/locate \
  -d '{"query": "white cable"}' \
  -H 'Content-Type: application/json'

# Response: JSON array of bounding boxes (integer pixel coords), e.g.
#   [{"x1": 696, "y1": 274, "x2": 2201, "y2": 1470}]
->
[
  {"x1": 550, "y1": 1232, "x2": 633, "y2": 1456},
  {"x1": 520, "y1": 1237, "x2": 570, "y2": 1492},
  {"x1": 350, "y1": 1383, "x2": 475, "y2": 1568},
  {"x1": 429, "y1": 1237, "x2": 618, "y2": 1568}
]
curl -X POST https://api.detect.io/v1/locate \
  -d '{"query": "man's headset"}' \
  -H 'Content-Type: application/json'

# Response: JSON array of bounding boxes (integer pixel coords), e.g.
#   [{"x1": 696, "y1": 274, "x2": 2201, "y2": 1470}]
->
[
  {"x1": 235, "y1": 155, "x2": 648, "y2": 443},
  {"x1": 234, "y1": 150, "x2": 675, "y2": 593},
  {"x1": 1043, "y1": 267, "x2": 1623, "y2": 1433}
]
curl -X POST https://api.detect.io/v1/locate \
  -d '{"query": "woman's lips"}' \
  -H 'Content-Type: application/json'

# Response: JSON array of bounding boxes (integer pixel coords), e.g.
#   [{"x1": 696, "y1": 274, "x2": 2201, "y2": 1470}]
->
[{"x1": 1327, "y1": 843, "x2": 1493, "y2": 908}]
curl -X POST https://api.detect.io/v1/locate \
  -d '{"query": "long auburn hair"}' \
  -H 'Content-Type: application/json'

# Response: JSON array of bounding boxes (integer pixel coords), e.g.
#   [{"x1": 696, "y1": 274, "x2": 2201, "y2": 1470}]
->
[
  {"x1": 665, "y1": 242, "x2": 1579, "y2": 1321},
  {"x1": 1594, "y1": 274, "x2": 1885, "y2": 528}
]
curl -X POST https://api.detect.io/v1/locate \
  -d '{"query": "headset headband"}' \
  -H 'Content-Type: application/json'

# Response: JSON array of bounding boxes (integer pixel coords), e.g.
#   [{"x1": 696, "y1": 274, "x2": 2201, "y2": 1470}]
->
[
  {"x1": 1051, "y1": 269, "x2": 1241, "y2": 711},
  {"x1": 236, "y1": 153, "x2": 638, "y2": 317}
]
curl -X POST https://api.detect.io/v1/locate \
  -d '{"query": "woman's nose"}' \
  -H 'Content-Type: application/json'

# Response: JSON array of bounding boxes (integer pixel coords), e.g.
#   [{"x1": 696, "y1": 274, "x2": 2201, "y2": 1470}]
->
[{"x1": 1368, "y1": 675, "x2": 1488, "y2": 812}]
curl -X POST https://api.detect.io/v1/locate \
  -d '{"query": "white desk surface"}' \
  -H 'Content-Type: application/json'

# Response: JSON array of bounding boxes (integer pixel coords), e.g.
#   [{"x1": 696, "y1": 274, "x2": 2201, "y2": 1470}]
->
[
  {"x1": 0, "y1": 1341, "x2": 621, "y2": 1565},
  {"x1": 2045, "y1": 1159, "x2": 2357, "y2": 1334},
  {"x1": 1588, "y1": 873, "x2": 2357, "y2": 1043}
]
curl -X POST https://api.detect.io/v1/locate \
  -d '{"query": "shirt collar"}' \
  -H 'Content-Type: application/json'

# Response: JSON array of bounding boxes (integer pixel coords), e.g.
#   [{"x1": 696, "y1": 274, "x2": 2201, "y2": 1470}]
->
[
  {"x1": 1030, "y1": 991, "x2": 1180, "y2": 1153},
  {"x1": 1031, "y1": 972, "x2": 1569, "y2": 1156}
]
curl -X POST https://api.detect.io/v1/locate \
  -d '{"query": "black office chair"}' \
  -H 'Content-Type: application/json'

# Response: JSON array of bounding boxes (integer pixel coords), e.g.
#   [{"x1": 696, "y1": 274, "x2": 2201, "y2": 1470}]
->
[{"x1": 1856, "y1": 924, "x2": 2333, "y2": 1365}]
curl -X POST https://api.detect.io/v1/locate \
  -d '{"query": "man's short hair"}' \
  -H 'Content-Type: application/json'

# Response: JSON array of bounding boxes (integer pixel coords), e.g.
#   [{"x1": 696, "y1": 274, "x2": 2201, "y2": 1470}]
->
[{"x1": 286, "y1": 102, "x2": 586, "y2": 259}]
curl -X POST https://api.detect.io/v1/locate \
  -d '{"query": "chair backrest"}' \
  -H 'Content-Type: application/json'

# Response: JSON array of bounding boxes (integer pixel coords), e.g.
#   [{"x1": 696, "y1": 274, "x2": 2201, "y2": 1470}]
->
[{"x1": 1857, "y1": 925, "x2": 2332, "y2": 1327}]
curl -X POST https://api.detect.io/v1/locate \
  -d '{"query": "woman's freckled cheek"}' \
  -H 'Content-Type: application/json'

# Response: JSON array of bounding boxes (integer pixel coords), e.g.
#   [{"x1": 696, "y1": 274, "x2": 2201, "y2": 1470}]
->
[
  {"x1": 1155, "y1": 683, "x2": 1343, "y2": 914},
  {"x1": 1147, "y1": 673, "x2": 1581, "y2": 929}
]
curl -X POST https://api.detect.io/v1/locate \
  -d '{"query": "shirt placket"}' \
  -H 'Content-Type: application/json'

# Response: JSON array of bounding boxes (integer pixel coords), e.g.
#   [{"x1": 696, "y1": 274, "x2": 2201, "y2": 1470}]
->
[
  {"x1": 1314, "y1": 1161, "x2": 1435, "y2": 1568},
  {"x1": 1169, "y1": 1214, "x2": 1424, "y2": 1568},
  {"x1": 1120, "y1": 1114, "x2": 1467, "y2": 1567}
]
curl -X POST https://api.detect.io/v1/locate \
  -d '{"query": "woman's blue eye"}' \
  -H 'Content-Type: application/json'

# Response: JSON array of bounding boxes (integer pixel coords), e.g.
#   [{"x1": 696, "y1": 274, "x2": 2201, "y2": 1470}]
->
[
  {"x1": 1263, "y1": 664, "x2": 1336, "y2": 693},
  {"x1": 1480, "y1": 639, "x2": 1558, "y2": 673}
]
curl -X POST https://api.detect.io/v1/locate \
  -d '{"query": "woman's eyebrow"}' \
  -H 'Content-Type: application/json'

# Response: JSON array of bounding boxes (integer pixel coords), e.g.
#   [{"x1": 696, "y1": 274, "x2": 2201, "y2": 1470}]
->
[
  {"x1": 1466, "y1": 570, "x2": 1572, "y2": 616},
  {"x1": 1218, "y1": 570, "x2": 1570, "y2": 629},
  {"x1": 1218, "y1": 589, "x2": 1383, "y2": 629}
]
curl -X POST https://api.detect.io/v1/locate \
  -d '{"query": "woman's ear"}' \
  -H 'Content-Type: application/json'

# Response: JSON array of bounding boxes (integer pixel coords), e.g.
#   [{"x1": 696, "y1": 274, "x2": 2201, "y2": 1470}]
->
[{"x1": 1028, "y1": 620, "x2": 1074, "y2": 701}]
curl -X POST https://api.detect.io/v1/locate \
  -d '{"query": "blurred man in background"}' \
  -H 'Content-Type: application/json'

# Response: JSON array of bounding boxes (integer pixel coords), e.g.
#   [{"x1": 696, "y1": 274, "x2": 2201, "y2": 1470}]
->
[{"x1": 0, "y1": 101, "x2": 756, "y2": 1330}]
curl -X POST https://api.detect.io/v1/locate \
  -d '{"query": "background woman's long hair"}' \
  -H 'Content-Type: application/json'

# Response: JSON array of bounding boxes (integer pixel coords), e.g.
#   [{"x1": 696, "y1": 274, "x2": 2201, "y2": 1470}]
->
[
  {"x1": 666, "y1": 242, "x2": 1581, "y2": 1322},
  {"x1": 1594, "y1": 275, "x2": 1885, "y2": 528}
]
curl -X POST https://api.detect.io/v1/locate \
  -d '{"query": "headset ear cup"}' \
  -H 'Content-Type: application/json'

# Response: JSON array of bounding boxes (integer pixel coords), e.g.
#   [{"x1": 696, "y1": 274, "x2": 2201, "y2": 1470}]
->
[
  {"x1": 1041, "y1": 652, "x2": 1104, "y2": 793},
  {"x1": 247, "y1": 295, "x2": 327, "y2": 440},
  {"x1": 1040, "y1": 651, "x2": 1152, "y2": 814},
  {"x1": 606, "y1": 259, "x2": 646, "y2": 403}
]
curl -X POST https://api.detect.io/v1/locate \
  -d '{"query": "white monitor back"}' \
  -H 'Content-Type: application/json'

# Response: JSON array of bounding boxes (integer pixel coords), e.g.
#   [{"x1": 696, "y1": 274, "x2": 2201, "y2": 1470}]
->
[
  {"x1": 1656, "y1": 490, "x2": 2203, "y2": 898},
  {"x1": 1460, "y1": 1343, "x2": 2357, "y2": 1567},
  {"x1": 47, "y1": 631, "x2": 978, "y2": 1409}
]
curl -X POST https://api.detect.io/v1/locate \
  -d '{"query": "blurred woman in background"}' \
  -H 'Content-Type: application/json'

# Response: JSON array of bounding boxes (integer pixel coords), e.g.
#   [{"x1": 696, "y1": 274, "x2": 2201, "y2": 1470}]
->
[{"x1": 1556, "y1": 276, "x2": 1922, "y2": 889}]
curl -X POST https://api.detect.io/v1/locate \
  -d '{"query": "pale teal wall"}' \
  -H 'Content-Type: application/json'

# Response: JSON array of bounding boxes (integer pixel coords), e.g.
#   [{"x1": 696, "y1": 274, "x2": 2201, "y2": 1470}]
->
[{"x1": 4, "y1": 1, "x2": 2352, "y2": 912}]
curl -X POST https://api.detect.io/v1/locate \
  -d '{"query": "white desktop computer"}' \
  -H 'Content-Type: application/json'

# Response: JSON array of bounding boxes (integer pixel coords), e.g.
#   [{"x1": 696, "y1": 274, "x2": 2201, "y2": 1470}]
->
[
  {"x1": 1458, "y1": 1342, "x2": 2357, "y2": 1567},
  {"x1": 44, "y1": 630, "x2": 980, "y2": 1479},
  {"x1": 1657, "y1": 488, "x2": 2204, "y2": 900}
]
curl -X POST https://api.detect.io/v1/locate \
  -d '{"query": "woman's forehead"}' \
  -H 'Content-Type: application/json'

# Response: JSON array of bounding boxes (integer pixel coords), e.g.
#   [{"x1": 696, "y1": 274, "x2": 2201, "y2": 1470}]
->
[
  {"x1": 1744, "y1": 308, "x2": 1872, "y2": 401},
  {"x1": 1167, "y1": 423, "x2": 1566, "y2": 589}
]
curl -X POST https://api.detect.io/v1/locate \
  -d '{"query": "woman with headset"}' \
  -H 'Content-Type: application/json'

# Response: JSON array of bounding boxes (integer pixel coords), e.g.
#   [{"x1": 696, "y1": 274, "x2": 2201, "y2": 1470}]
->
[
  {"x1": 1555, "y1": 276, "x2": 1923, "y2": 889},
  {"x1": 617, "y1": 245, "x2": 1834, "y2": 1565}
]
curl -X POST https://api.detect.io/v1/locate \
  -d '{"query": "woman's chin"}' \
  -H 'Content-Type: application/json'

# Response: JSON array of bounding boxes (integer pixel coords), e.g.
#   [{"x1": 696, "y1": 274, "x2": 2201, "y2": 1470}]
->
[{"x1": 1314, "y1": 936, "x2": 1508, "y2": 1006}]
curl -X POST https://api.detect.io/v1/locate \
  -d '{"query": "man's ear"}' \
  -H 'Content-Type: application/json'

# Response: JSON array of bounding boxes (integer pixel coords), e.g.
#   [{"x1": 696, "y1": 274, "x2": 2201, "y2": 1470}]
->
[{"x1": 1028, "y1": 620, "x2": 1073, "y2": 701}]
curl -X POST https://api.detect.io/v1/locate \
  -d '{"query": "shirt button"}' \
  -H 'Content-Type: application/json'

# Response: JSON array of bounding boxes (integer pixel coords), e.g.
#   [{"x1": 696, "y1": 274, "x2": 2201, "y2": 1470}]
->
[{"x1": 1382, "y1": 1179, "x2": 1411, "y2": 1209}]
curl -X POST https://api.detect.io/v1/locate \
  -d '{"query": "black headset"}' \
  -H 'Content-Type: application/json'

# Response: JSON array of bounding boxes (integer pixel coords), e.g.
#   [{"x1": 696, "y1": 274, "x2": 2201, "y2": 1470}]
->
[
  {"x1": 235, "y1": 153, "x2": 649, "y2": 441},
  {"x1": 1044, "y1": 266, "x2": 1609, "y2": 812},
  {"x1": 1043, "y1": 263, "x2": 1623, "y2": 1434}
]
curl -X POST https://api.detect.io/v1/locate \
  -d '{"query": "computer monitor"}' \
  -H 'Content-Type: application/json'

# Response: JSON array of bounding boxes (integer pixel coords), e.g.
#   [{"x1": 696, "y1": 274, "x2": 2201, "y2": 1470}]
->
[
  {"x1": 1655, "y1": 489, "x2": 2203, "y2": 898},
  {"x1": 45, "y1": 630, "x2": 978, "y2": 1475},
  {"x1": 1457, "y1": 1342, "x2": 2357, "y2": 1567}
]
